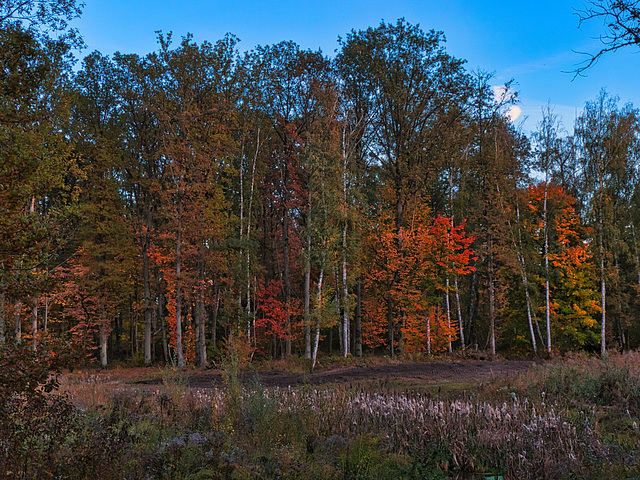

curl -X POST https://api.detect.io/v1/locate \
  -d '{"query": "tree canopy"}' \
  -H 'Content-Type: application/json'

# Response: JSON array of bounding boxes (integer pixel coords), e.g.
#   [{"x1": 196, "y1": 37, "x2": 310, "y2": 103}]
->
[{"x1": 2, "y1": 12, "x2": 640, "y2": 367}]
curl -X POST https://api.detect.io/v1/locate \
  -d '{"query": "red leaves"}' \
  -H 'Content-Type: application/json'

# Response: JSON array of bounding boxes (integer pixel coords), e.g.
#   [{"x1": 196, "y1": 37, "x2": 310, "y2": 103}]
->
[{"x1": 255, "y1": 279, "x2": 302, "y2": 348}]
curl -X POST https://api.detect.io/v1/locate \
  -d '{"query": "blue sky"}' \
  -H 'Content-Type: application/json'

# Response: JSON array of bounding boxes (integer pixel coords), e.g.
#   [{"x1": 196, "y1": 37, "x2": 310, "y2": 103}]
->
[{"x1": 71, "y1": 0, "x2": 640, "y2": 134}]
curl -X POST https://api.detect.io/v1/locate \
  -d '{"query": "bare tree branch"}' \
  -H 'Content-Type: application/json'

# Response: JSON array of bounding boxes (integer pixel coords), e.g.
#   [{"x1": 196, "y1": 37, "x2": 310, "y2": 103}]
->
[{"x1": 574, "y1": 0, "x2": 640, "y2": 76}]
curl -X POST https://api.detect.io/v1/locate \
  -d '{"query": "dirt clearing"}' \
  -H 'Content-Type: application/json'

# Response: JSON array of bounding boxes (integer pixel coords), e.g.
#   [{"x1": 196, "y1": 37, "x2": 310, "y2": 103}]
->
[{"x1": 134, "y1": 359, "x2": 538, "y2": 389}]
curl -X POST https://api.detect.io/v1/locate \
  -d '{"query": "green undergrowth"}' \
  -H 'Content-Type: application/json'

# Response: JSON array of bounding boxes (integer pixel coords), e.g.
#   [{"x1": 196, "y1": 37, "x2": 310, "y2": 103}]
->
[{"x1": 4, "y1": 350, "x2": 640, "y2": 479}]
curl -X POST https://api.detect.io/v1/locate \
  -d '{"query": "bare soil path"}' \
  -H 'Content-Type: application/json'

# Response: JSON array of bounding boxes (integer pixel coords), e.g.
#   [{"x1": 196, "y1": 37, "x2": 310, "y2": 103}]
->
[{"x1": 136, "y1": 359, "x2": 538, "y2": 389}]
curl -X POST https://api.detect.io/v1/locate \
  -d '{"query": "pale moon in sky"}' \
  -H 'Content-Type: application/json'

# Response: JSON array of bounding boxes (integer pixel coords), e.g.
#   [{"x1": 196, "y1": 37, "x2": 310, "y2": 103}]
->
[{"x1": 506, "y1": 105, "x2": 522, "y2": 122}]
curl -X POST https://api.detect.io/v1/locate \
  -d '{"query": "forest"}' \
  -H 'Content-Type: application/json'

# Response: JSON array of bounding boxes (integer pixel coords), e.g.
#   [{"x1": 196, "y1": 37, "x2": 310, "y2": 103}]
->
[{"x1": 2, "y1": 0, "x2": 640, "y2": 370}]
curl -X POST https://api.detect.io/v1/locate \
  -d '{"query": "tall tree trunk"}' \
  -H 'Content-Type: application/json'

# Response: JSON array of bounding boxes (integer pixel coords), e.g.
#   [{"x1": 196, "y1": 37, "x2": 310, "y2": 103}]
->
[
  {"x1": 399, "y1": 311, "x2": 406, "y2": 356},
  {"x1": 467, "y1": 261, "x2": 477, "y2": 342},
  {"x1": 175, "y1": 197, "x2": 184, "y2": 368},
  {"x1": 239, "y1": 138, "x2": 245, "y2": 317},
  {"x1": 99, "y1": 308, "x2": 108, "y2": 367},
  {"x1": 156, "y1": 271, "x2": 168, "y2": 364},
  {"x1": 31, "y1": 298, "x2": 37, "y2": 351},
  {"x1": 311, "y1": 268, "x2": 324, "y2": 370},
  {"x1": 632, "y1": 221, "x2": 640, "y2": 289},
  {"x1": 143, "y1": 209, "x2": 153, "y2": 365},
  {"x1": 304, "y1": 196, "x2": 312, "y2": 359},
  {"x1": 246, "y1": 130, "x2": 258, "y2": 344},
  {"x1": 283, "y1": 167, "x2": 292, "y2": 357},
  {"x1": 196, "y1": 243, "x2": 207, "y2": 367},
  {"x1": 246, "y1": 254, "x2": 253, "y2": 343},
  {"x1": 342, "y1": 221, "x2": 349, "y2": 357},
  {"x1": 43, "y1": 292, "x2": 48, "y2": 332},
  {"x1": 543, "y1": 176, "x2": 552, "y2": 354},
  {"x1": 355, "y1": 276, "x2": 362, "y2": 357},
  {"x1": 454, "y1": 276, "x2": 464, "y2": 350},
  {"x1": 390, "y1": 164, "x2": 404, "y2": 359},
  {"x1": 328, "y1": 324, "x2": 333, "y2": 355},
  {"x1": 613, "y1": 250, "x2": 625, "y2": 349},
  {"x1": 387, "y1": 293, "x2": 394, "y2": 357},
  {"x1": 445, "y1": 278, "x2": 452, "y2": 353},
  {"x1": 488, "y1": 235, "x2": 496, "y2": 355},
  {"x1": 304, "y1": 251, "x2": 311, "y2": 358},
  {"x1": 14, "y1": 301, "x2": 21, "y2": 344},
  {"x1": 449, "y1": 169, "x2": 465, "y2": 350},
  {"x1": 335, "y1": 268, "x2": 343, "y2": 356},
  {"x1": 29, "y1": 198, "x2": 37, "y2": 351},
  {"x1": 598, "y1": 186, "x2": 607, "y2": 357},
  {"x1": 426, "y1": 309, "x2": 432, "y2": 355},
  {"x1": 0, "y1": 293, "x2": 5, "y2": 345},
  {"x1": 599, "y1": 201, "x2": 607, "y2": 356},
  {"x1": 211, "y1": 286, "x2": 220, "y2": 350},
  {"x1": 341, "y1": 129, "x2": 350, "y2": 358},
  {"x1": 515, "y1": 201, "x2": 538, "y2": 354},
  {"x1": 498, "y1": 182, "x2": 538, "y2": 354}
]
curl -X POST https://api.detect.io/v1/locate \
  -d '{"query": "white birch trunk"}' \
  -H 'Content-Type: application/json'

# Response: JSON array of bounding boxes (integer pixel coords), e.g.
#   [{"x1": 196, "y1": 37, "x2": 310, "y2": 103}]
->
[
  {"x1": 341, "y1": 125, "x2": 350, "y2": 357},
  {"x1": 311, "y1": 268, "x2": 324, "y2": 370},
  {"x1": 599, "y1": 203, "x2": 606, "y2": 356},
  {"x1": 543, "y1": 173, "x2": 552, "y2": 353}
]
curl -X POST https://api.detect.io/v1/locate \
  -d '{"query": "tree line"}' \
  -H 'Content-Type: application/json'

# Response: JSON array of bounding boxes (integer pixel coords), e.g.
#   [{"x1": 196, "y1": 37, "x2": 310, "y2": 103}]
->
[{"x1": 2, "y1": 0, "x2": 640, "y2": 367}]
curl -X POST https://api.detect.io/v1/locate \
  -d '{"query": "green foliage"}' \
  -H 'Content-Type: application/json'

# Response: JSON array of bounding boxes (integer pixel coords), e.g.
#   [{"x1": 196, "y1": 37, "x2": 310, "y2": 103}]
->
[
  {"x1": 0, "y1": 0, "x2": 83, "y2": 34},
  {"x1": 339, "y1": 436, "x2": 411, "y2": 480}
]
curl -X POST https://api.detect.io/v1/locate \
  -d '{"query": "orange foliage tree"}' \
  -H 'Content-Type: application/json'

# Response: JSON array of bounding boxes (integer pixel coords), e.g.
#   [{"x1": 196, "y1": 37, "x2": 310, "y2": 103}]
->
[
  {"x1": 363, "y1": 202, "x2": 475, "y2": 354},
  {"x1": 525, "y1": 183, "x2": 600, "y2": 351}
]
